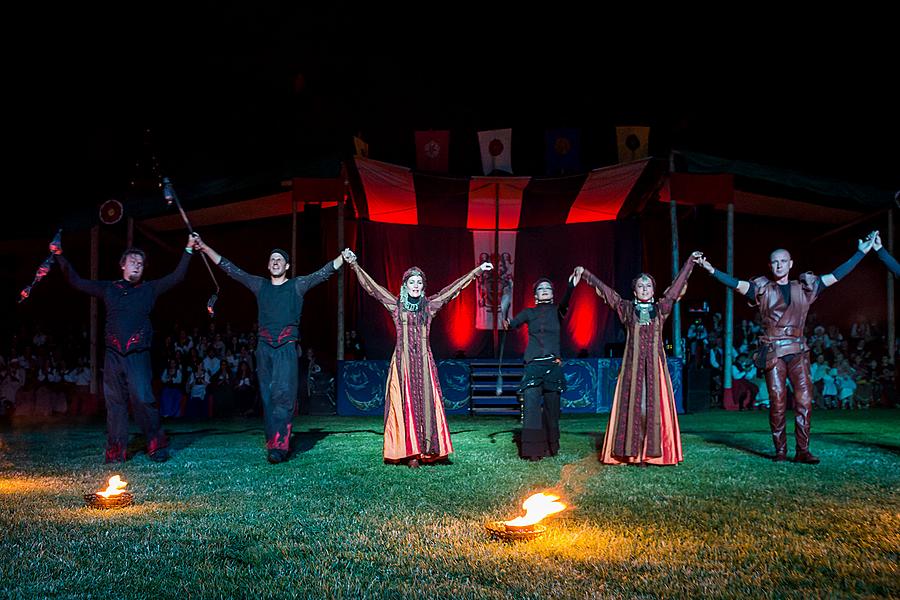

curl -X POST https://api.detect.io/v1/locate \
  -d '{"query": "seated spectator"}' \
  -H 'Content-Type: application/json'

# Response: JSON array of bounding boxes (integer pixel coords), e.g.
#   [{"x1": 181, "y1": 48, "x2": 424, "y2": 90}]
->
[
  {"x1": 65, "y1": 357, "x2": 98, "y2": 416},
  {"x1": 201, "y1": 347, "x2": 221, "y2": 379},
  {"x1": 821, "y1": 364, "x2": 839, "y2": 409},
  {"x1": 855, "y1": 359, "x2": 878, "y2": 410},
  {"x1": 223, "y1": 349, "x2": 239, "y2": 378},
  {"x1": 730, "y1": 354, "x2": 759, "y2": 411},
  {"x1": 344, "y1": 329, "x2": 367, "y2": 360},
  {"x1": 185, "y1": 367, "x2": 209, "y2": 419},
  {"x1": 810, "y1": 354, "x2": 831, "y2": 409},
  {"x1": 0, "y1": 361, "x2": 24, "y2": 417},
  {"x1": 160, "y1": 359, "x2": 184, "y2": 418},
  {"x1": 234, "y1": 360, "x2": 258, "y2": 416},
  {"x1": 836, "y1": 363, "x2": 857, "y2": 409},
  {"x1": 35, "y1": 358, "x2": 66, "y2": 416},
  {"x1": 174, "y1": 330, "x2": 193, "y2": 355}
]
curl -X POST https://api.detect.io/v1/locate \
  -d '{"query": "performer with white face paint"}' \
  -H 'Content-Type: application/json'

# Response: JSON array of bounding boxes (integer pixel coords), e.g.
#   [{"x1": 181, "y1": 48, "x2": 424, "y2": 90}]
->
[
  {"x1": 573, "y1": 252, "x2": 702, "y2": 466},
  {"x1": 698, "y1": 236, "x2": 873, "y2": 464},
  {"x1": 194, "y1": 236, "x2": 354, "y2": 464},
  {"x1": 350, "y1": 259, "x2": 493, "y2": 467},
  {"x1": 504, "y1": 275, "x2": 575, "y2": 461}
]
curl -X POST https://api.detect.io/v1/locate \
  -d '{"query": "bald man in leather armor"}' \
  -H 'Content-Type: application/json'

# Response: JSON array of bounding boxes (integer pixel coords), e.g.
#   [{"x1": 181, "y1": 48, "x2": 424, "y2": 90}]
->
[{"x1": 698, "y1": 236, "x2": 874, "y2": 464}]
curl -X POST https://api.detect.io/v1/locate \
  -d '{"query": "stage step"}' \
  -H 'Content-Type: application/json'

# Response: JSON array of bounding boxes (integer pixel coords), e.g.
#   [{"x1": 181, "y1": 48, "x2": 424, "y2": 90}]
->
[
  {"x1": 472, "y1": 384, "x2": 521, "y2": 396},
  {"x1": 470, "y1": 407, "x2": 521, "y2": 416},
  {"x1": 468, "y1": 358, "x2": 522, "y2": 417}
]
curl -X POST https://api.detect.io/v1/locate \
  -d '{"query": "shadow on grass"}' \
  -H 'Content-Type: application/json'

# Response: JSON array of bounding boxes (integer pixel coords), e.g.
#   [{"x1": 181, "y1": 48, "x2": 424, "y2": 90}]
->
[
  {"x1": 487, "y1": 429, "x2": 518, "y2": 445},
  {"x1": 818, "y1": 434, "x2": 900, "y2": 456},
  {"x1": 680, "y1": 428, "x2": 772, "y2": 434},
  {"x1": 571, "y1": 430, "x2": 604, "y2": 452},
  {"x1": 690, "y1": 432, "x2": 775, "y2": 460},
  {"x1": 168, "y1": 427, "x2": 263, "y2": 452},
  {"x1": 126, "y1": 428, "x2": 266, "y2": 459},
  {"x1": 288, "y1": 428, "x2": 384, "y2": 457}
]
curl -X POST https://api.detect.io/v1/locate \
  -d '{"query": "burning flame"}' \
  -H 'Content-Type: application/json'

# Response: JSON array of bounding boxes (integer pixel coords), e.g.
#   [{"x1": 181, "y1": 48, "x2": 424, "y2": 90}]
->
[
  {"x1": 97, "y1": 475, "x2": 128, "y2": 498},
  {"x1": 504, "y1": 492, "x2": 567, "y2": 527}
]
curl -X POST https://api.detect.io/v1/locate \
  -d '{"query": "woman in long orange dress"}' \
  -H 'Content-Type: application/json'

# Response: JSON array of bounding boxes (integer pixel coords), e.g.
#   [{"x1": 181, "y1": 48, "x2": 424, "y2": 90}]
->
[
  {"x1": 574, "y1": 252, "x2": 701, "y2": 465},
  {"x1": 351, "y1": 259, "x2": 492, "y2": 467}
]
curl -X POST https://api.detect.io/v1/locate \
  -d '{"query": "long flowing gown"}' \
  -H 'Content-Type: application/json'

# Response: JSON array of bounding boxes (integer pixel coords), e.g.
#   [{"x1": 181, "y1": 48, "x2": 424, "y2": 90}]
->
[
  {"x1": 583, "y1": 258, "x2": 694, "y2": 465},
  {"x1": 352, "y1": 263, "x2": 481, "y2": 462}
]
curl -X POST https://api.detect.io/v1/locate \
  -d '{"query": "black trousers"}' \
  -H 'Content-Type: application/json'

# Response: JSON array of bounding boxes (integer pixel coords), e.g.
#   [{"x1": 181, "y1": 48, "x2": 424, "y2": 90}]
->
[
  {"x1": 518, "y1": 358, "x2": 565, "y2": 459},
  {"x1": 256, "y1": 342, "x2": 298, "y2": 451},
  {"x1": 103, "y1": 350, "x2": 166, "y2": 461}
]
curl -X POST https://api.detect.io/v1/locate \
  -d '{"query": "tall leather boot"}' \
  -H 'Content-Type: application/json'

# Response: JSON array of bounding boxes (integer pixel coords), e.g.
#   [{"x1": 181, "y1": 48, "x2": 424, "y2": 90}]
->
[
  {"x1": 789, "y1": 356, "x2": 819, "y2": 464},
  {"x1": 766, "y1": 360, "x2": 788, "y2": 461}
]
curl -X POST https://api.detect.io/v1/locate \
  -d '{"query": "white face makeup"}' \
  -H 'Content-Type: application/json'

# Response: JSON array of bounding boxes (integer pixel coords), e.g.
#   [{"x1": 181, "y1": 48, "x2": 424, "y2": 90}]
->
[
  {"x1": 535, "y1": 282, "x2": 554, "y2": 303},
  {"x1": 406, "y1": 275, "x2": 424, "y2": 298},
  {"x1": 120, "y1": 254, "x2": 145, "y2": 283},
  {"x1": 268, "y1": 253, "x2": 290, "y2": 278},
  {"x1": 633, "y1": 277, "x2": 654, "y2": 302}
]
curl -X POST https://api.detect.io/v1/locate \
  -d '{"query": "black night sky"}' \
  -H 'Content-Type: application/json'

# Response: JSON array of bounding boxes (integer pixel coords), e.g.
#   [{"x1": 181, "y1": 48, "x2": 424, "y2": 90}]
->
[{"x1": 7, "y1": 6, "x2": 898, "y2": 238}]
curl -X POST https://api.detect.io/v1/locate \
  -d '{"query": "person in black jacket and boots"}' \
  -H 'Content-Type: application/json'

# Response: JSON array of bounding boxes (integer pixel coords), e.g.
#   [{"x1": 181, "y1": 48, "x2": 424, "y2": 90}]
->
[
  {"x1": 56, "y1": 235, "x2": 196, "y2": 463},
  {"x1": 504, "y1": 275, "x2": 574, "y2": 461}
]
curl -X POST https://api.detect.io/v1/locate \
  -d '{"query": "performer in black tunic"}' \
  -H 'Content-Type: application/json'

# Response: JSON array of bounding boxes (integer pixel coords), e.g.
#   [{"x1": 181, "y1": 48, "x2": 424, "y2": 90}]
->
[
  {"x1": 56, "y1": 235, "x2": 196, "y2": 463},
  {"x1": 194, "y1": 235, "x2": 353, "y2": 463},
  {"x1": 504, "y1": 276, "x2": 574, "y2": 461}
]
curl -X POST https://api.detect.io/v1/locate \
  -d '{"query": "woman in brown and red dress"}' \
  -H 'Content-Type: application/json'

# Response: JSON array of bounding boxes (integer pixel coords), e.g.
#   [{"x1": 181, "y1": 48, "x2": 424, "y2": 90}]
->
[
  {"x1": 350, "y1": 258, "x2": 492, "y2": 467},
  {"x1": 573, "y1": 251, "x2": 701, "y2": 465}
]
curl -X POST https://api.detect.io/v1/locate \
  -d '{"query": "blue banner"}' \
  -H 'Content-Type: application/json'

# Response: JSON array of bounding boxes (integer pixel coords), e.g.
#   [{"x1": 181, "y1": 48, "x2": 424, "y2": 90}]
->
[{"x1": 337, "y1": 358, "x2": 683, "y2": 416}]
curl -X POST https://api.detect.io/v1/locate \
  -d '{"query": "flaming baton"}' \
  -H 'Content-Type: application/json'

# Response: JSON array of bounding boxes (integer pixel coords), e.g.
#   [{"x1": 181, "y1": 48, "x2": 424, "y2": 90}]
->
[{"x1": 18, "y1": 229, "x2": 62, "y2": 303}]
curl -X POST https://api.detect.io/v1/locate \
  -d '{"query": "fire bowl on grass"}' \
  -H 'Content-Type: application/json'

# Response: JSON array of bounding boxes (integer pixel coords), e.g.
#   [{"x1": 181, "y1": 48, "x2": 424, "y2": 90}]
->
[
  {"x1": 84, "y1": 491, "x2": 134, "y2": 509},
  {"x1": 84, "y1": 475, "x2": 133, "y2": 509},
  {"x1": 485, "y1": 492, "x2": 566, "y2": 541},
  {"x1": 484, "y1": 521, "x2": 548, "y2": 541}
]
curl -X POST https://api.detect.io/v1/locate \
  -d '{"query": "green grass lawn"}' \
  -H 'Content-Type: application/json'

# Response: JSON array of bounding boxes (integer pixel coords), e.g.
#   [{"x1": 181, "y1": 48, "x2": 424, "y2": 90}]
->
[{"x1": 1, "y1": 410, "x2": 898, "y2": 599}]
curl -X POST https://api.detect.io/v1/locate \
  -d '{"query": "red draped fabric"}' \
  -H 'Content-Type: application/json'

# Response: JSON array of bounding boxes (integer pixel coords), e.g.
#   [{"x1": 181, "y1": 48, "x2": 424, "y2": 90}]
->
[{"x1": 352, "y1": 220, "x2": 640, "y2": 359}]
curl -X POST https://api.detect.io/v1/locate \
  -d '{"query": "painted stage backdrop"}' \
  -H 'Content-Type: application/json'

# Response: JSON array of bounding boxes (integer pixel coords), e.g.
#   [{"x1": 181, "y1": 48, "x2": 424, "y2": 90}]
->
[{"x1": 337, "y1": 358, "x2": 683, "y2": 416}]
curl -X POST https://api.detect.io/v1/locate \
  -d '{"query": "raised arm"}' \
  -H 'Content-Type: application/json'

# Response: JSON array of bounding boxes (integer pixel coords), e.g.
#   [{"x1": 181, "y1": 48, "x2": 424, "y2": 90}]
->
[
  {"x1": 429, "y1": 262, "x2": 492, "y2": 314},
  {"x1": 662, "y1": 253, "x2": 698, "y2": 304},
  {"x1": 55, "y1": 254, "x2": 106, "y2": 298},
  {"x1": 579, "y1": 267, "x2": 623, "y2": 310},
  {"x1": 294, "y1": 259, "x2": 338, "y2": 296},
  {"x1": 293, "y1": 248, "x2": 356, "y2": 296},
  {"x1": 577, "y1": 266, "x2": 631, "y2": 324},
  {"x1": 657, "y1": 254, "x2": 698, "y2": 316},
  {"x1": 820, "y1": 235, "x2": 873, "y2": 287},
  {"x1": 152, "y1": 235, "x2": 195, "y2": 296},
  {"x1": 697, "y1": 254, "x2": 751, "y2": 296},
  {"x1": 873, "y1": 231, "x2": 900, "y2": 277},
  {"x1": 350, "y1": 262, "x2": 397, "y2": 311},
  {"x1": 194, "y1": 234, "x2": 264, "y2": 294}
]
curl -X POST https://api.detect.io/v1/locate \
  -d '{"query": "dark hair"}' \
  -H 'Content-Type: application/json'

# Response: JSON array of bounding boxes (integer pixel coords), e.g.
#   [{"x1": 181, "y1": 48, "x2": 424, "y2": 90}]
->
[
  {"x1": 631, "y1": 273, "x2": 656, "y2": 292},
  {"x1": 270, "y1": 248, "x2": 290, "y2": 264},
  {"x1": 119, "y1": 248, "x2": 146, "y2": 267},
  {"x1": 532, "y1": 277, "x2": 554, "y2": 294},
  {"x1": 402, "y1": 267, "x2": 427, "y2": 289}
]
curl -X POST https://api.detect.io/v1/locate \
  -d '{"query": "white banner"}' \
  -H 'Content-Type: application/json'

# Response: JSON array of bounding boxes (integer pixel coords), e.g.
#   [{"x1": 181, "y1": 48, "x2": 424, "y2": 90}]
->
[
  {"x1": 477, "y1": 128, "x2": 513, "y2": 175},
  {"x1": 474, "y1": 231, "x2": 516, "y2": 330}
]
